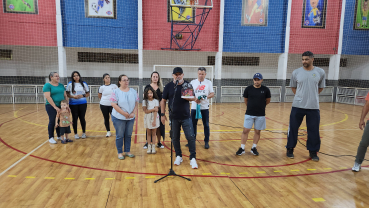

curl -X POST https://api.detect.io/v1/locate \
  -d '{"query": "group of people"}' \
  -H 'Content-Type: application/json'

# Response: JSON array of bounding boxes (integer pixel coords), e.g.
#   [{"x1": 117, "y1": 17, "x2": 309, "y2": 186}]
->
[{"x1": 43, "y1": 51, "x2": 369, "y2": 171}]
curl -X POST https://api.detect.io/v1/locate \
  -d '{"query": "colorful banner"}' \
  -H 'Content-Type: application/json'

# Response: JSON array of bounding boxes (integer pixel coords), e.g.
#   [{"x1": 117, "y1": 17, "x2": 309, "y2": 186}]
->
[
  {"x1": 3, "y1": 0, "x2": 38, "y2": 14},
  {"x1": 241, "y1": 0, "x2": 268, "y2": 26},
  {"x1": 168, "y1": 0, "x2": 195, "y2": 23},
  {"x1": 85, "y1": 0, "x2": 116, "y2": 19},
  {"x1": 302, "y1": 0, "x2": 327, "y2": 28},
  {"x1": 354, "y1": 0, "x2": 369, "y2": 30}
]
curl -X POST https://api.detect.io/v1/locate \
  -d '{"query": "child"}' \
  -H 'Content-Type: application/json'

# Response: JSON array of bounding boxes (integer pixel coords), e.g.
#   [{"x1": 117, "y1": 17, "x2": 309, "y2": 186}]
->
[
  {"x1": 142, "y1": 87, "x2": 160, "y2": 154},
  {"x1": 55, "y1": 100, "x2": 73, "y2": 144}
]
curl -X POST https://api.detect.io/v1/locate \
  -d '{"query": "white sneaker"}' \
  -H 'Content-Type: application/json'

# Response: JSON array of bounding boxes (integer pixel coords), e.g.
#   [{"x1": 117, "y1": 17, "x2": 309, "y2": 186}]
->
[
  {"x1": 174, "y1": 156, "x2": 183, "y2": 166},
  {"x1": 57, "y1": 137, "x2": 62, "y2": 140},
  {"x1": 147, "y1": 144, "x2": 152, "y2": 154},
  {"x1": 74, "y1": 134, "x2": 80, "y2": 139},
  {"x1": 81, "y1": 133, "x2": 87, "y2": 139},
  {"x1": 190, "y1": 158, "x2": 198, "y2": 169},
  {"x1": 352, "y1": 162, "x2": 361, "y2": 172},
  {"x1": 151, "y1": 144, "x2": 156, "y2": 154},
  {"x1": 106, "y1": 131, "x2": 111, "y2": 137},
  {"x1": 48, "y1": 137, "x2": 57, "y2": 144}
]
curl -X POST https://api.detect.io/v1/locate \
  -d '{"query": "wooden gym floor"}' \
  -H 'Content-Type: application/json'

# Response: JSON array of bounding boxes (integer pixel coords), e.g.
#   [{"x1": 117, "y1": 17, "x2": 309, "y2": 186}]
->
[{"x1": 0, "y1": 103, "x2": 368, "y2": 208}]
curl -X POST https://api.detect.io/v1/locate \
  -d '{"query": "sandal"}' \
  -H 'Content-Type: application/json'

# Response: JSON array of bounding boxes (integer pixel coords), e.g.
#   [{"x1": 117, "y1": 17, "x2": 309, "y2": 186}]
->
[
  {"x1": 118, "y1": 155, "x2": 125, "y2": 160},
  {"x1": 125, "y1": 153, "x2": 135, "y2": 158}
]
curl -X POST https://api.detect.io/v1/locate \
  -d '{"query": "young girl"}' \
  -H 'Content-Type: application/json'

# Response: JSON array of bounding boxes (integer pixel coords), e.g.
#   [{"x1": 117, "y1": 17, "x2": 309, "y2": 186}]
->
[
  {"x1": 142, "y1": 87, "x2": 160, "y2": 154},
  {"x1": 55, "y1": 100, "x2": 73, "y2": 144}
]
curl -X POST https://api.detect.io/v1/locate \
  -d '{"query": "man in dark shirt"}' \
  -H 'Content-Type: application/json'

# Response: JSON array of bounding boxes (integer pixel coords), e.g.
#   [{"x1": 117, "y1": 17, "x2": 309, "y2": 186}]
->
[
  {"x1": 236, "y1": 73, "x2": 271, "y2": 156},
  {"x1": 161, "y1": 67, "x2": 198, "y2": 169}
]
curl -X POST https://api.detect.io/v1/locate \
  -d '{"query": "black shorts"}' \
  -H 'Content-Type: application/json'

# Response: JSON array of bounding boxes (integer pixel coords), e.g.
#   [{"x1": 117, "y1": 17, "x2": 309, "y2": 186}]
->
[{"x1": 60, "y1": 126, "x2": 71, "y2": 136}]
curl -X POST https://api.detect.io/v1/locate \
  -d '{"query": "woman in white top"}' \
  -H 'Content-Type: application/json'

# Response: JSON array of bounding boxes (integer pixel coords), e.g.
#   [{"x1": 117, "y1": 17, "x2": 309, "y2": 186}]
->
[{"x1": 98, "y1": 73, "x2": 118, "y2": 137}]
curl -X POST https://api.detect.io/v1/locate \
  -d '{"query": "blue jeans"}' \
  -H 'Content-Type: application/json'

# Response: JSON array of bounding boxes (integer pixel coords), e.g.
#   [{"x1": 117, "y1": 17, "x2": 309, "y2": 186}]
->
[
  {"x1": 112, "y1": 115, "x2": 135, "y2": 154},
  {"x1": 45, "y1": 104, "x2": 60, "y2": 139},
  {"x1": 191, "y1": 109, "x2": 210, "y2": 142},
  {"x1": 287, "y1": 107, "x2": 321, "y2": 152},
  {"x1": 172, "y1": 118, "x2": 196, "y2": 159}
]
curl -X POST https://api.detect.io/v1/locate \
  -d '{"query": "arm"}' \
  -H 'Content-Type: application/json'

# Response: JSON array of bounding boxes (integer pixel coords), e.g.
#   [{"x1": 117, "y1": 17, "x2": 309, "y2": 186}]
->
[
  {"x1": 183, "y1": 97, "x2": 196, "y2": 102},
  {"x1": 291, "y1": 87, "x2": 296, "y2": 95},
  {"x1": 207, "y1": 92, "x2": 215, "y2": 99},
  {"x1": 84, "y1": 92, "x2": 90, "y2": 98},
  {"x1": 111, "y1": 102, "x2": 130, "y2": 118},
  {"x1": 359, "y1": 101, "x2": 369, "y2": 130},
  {"x1": 266, "y1": 98, "x2": 271, "y2": 105},
  {"x1": 63, "y1": 91, "x2": 69, "y2": 103},
  {"x1": 66, "y1": 91, "x2": 83, "y2": 99},
  {"x1": 98, "y1": 93, "x2": 102, "y2": 99},
  {"x1": 55, "y1": 113, "x2": 59, "y2": 127},
  {"x1": 244, "y1": 98, "x2": 248, "y2": 105},
  {"x1": 44, "y1": 92, "x2": 60, "y2": 112},
  {"x1": 160, "y1": 99, "x2": 168, "y2": 125},
  {"x1": 129, "y1": 101, "x2": 138, "y2": 118},
  {"x1": 318, "y1": 88, "x2": 324, "y2": 94}
]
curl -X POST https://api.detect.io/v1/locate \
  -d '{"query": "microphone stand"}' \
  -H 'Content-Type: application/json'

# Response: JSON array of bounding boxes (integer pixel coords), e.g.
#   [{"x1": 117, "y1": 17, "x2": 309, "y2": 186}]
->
[{"x1": 155, "y1": 80, "x2": 191, "y2": 183}]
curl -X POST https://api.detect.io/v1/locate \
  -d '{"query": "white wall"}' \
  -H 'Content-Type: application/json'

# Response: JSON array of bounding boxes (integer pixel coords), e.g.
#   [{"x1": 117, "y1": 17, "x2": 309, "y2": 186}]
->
[
  {"x1": 286, "y1": 54, "x2": 329, "y2": 79},
  {"x1": 339, "y1": 55, "x2": 369, "y2": 80}
]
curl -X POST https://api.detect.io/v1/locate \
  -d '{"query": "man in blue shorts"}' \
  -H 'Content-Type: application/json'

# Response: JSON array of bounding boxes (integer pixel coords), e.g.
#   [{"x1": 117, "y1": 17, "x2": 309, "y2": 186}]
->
[{"x1": 236, "y1": 73, "x2": 271, "y2": 156}]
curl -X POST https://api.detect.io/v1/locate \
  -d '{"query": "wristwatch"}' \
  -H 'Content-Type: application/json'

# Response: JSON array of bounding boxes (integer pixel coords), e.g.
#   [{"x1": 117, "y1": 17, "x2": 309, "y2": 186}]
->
[{"x1": 160, "y1": 113, "x2": 165, "y2": 116}]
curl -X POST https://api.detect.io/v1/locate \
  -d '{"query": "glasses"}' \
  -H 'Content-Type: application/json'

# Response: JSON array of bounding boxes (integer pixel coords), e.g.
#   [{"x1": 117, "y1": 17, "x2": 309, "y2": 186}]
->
[{"x1": 121, "y1": 79, "x2": 129, "y2": 82}]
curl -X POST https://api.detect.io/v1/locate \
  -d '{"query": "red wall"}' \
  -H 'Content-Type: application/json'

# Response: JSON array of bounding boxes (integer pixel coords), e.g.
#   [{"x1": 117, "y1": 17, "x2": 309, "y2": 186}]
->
[
  {"x1": 289, "y1": 0, "x2": 342, "y2": 54},
  {"x1": 0, "y1": 0, "x2": 57, "y2": 46},
  {"x1": 143, "y1": 1, "x2": 220, "y2": 51}
]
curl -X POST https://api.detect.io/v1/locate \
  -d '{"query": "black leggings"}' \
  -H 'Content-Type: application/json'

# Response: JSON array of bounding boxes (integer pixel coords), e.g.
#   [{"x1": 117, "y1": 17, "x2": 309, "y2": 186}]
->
[
  {"x1": 70, "y1": 104, "x2": 87, "y2": 134},
  {"x1": 100, "y1": 105, "x2": 113, "y2": 131}
]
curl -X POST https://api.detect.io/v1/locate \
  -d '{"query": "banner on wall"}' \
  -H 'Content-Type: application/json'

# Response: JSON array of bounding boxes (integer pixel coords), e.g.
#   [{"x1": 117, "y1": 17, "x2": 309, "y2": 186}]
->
[
  {"x1": 85, "y1": 0, "x2": 116, "y2": 19},
  {"x1": 302, "y1": 0, "x2": 327, "y2": 28},
  {"x1": 241, "y1": 0, "x2": 268, "y2": 26},
  {"x1": 167, "y1": 0, "x2": 195, "y2": 23},
  {"x1": 3, "y1": 0, "x2": 38, "y2": 14},
  {"x1": 354, "y1": 0, "x2": 369, "y2": 30}
]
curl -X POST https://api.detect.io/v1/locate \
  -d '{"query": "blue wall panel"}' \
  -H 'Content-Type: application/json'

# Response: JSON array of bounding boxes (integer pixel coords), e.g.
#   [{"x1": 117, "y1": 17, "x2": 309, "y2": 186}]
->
[
  {"x1": 62, "y1": 0, "x2": 137, "y2": 49},
  {"x1": 223, "y1": 0, "x2": 288, "y2": 53},
  {"x1": 342, "y1": 0, "x2": 369, "y2": 55}
]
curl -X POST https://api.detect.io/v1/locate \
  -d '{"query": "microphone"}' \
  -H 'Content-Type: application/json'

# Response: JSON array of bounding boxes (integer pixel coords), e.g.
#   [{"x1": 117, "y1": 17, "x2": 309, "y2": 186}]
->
[{"x1": 174, "y1": 80, "x2": 179, "y2": 88}]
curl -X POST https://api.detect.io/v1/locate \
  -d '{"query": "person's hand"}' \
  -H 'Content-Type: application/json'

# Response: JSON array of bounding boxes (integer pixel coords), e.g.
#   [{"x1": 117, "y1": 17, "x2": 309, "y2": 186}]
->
[
  {"x1": 359, "y1": 119, "x2": 366, "y2": 130},
  {"x1": 129, "y1": 112, "x2": 135, "y2": 118},
  {"x1": 55, "y1": 123, "x2": 59, "y2": 128},
  {"x1": 152, "y1": 121, "x2": 156, "y2": 127},
  {"x1": 154, "y1": 107, "x2": 159, "y2": 112},
  {"x1": 54, "y1": 106, "x2": 60, "y2": 113},
  {"x1": 161, "y1": 115, "x2": 167, "y2": 125},
  {"x1": 195, "y1": 98, "x2": 201, "y2": 104}
]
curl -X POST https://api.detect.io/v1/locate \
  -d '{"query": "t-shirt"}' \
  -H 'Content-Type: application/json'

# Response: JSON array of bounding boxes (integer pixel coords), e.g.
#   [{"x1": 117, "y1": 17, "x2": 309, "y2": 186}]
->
[
  {"x1": 42, "y1": 83, "x2": 65, "y2": 107},
  {"x1": 57, "y1": 109, "x2": 72, "y2": 127},
  {"x1": 190, "y1": 79, "x2": 214, "y2": 110},
  {"x1": 142, "y1": 99, "x2": 160, "y2": 110},
  {"x1": 110, "y1": 88, "x2": 138, "y2": 120},
  {"x1": 66, "y1": 82, "x2": 90, "y2": 105},
  {"x1": 145, "y1": 84, "x2": 162, "y2": 101},
  {"x1": 290, "y1": 67, "x2": 326, "y2": 109},
  {"x1": 162, "y1": 81, "x2": 190, "y2": 120},
  {"x1": 243, "y1": 85, "x2": 271, "y2": 116},
  {"x1": 99, "y1": 84, "x2": 118, "y2": 106}
]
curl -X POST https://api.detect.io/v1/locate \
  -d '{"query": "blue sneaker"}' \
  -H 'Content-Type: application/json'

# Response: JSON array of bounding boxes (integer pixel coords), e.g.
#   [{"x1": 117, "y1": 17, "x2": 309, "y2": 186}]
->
[{"x1": 61, "y1": 140, "x2": 67, "y2": 144}]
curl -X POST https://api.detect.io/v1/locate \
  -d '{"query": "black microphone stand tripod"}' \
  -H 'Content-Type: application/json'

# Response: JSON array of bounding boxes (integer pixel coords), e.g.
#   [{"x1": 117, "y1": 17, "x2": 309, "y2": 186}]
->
[{"x1": 154, "y1": 80, "x2": 191, "y2": 183}]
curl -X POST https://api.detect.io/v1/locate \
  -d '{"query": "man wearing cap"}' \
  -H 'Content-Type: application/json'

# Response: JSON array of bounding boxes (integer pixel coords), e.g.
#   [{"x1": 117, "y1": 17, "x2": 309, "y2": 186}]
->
[
  {"x1": 286, "y1": 51, "x2": 326, "y2": 161},
  {"x1": 161, "y1": 67, "x2": 198, "y2": 169},
  {"x1": 236, "y1": 73, "x2": 271, "y2": 156}
]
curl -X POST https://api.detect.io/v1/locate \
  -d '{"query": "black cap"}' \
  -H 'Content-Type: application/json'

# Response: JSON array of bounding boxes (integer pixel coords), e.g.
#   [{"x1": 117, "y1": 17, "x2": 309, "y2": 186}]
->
[{"x1": 173, "y1": 67, "x2": 183, "y2": 74}]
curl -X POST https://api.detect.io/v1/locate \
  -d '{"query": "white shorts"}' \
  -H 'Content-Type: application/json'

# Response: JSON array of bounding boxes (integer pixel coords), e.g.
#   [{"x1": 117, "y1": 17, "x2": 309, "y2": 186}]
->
[{"x1": 243, "y1": 114, "x2": 266, "y2": 130}]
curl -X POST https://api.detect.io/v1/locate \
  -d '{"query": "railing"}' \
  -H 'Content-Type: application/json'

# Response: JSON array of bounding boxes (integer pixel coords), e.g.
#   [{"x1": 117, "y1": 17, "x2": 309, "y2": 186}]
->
[
  {"x1": 285, "y1": 86, "x2": 334, "y2": 103},
  {"x1": 220, "y1": 86, "x2": 282, "y2": 103}
]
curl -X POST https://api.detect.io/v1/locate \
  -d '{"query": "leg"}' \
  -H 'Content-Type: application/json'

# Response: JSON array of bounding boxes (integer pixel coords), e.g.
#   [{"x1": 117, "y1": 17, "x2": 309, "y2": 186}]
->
[
  {"x1": 355, "y1": 121, "x2": 369, "y2": 164},
  {"x1": 123, "y1": 119, "x2": 135, "y2": 154},
  {"x1": 151, "y1": 128, "x2": 157, "y2": 144},
  {"x1": 182, "y1": 118, "x2": 196, "y2": 160},
  {"x1": 147, "y1": 129, "x2": 152, "y2": 144},
  {"x1": 171, "y1": 119, "x2": 182, "y2": 157},
  {"x1": 253, "y1": 116, "x2": 266, "y2": 144},
  {"x1": 112, "y1": 116, "x2": 124, "y2": 156},
  {"x1": 100, "y1": 105, "x2": 111, "y2": 132},
  {"x1": 252, "y1": 130, "x2": 261, "y2": 144},
  {"x1": 191, "y1": 109, "x2": 198, "y2": 139},
  {"x1": 241, "y1": 128, "x2": 251, "y2": 145},
  {"x1": 241, "y1": 115, "x2": 254, "y2": 145},
  {"x1": 70, "y1": 105, "x2": 79, "y2": 134},
  {"x1": 286, "y1": 107, "x2": 305, "y2": 149},
  {"x1": 78, "y1": 103, "x2": 87, "y2": 133},
  {"x1": 201, "y1": 110, "x2": 210, "y2": 143},
  {"x1": 305, "y1": 109, "x2": 321, "y2": 152},
  {"x1": 45, "y1": 105, "x2": 58, "y2": 139}
]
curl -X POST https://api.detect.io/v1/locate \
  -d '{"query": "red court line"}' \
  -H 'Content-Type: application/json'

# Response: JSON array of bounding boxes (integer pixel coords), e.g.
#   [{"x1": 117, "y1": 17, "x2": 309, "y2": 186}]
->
[
  {"x1": 212, "y1": 112, "x2": 224, "y2": 117},
  {"x1": 0, "y1": 109, "x2": 361, "y2": 179}
]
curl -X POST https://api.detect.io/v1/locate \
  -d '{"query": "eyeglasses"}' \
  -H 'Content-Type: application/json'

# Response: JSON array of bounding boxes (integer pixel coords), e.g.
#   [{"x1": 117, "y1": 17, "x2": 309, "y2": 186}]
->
[{"x1": 121, "y1": 79, "x2": 129, "y2": 82}]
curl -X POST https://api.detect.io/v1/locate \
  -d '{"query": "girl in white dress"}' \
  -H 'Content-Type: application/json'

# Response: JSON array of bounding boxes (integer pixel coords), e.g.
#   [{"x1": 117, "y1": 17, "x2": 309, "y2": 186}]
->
[{"x1": 142, "y1": 87, "x2": 160, "y2": 154}]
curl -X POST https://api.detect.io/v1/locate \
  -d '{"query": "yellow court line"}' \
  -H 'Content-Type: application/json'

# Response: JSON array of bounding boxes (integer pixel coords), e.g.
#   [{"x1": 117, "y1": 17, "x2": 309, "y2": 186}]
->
[
  {"x1": 8, "y1": 175, "x2": 17, "y2": 177},
  {"x1": 256, "y1": 171, "x2": 266, "y2": 173},
  {"x1": 339, "y1": 167, "x2": 347, "y2": 169},
  {"x1": 274, "y1": 170, "x2": 283, "y2": 173},
  {"x1": 312, "y1": 198, "x2": 326, "y2": 202},
  {"x1": 64, "y1": 178, "x2": 75, "y2": 180},
  {"x1": 145, "y1": 176, "x2": 156, "y2": 178}
]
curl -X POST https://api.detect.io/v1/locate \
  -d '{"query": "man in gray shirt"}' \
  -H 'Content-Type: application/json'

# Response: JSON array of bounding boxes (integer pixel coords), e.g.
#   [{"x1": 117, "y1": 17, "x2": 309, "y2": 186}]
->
[{"x1": 286, "y1": 51, "x2": 326, "y2": 161}]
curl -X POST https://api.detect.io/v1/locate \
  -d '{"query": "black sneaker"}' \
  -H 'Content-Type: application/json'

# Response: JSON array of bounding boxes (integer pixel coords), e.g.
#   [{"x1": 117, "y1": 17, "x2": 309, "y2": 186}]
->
[
  {"x1": 157, "y1": 142, "x2": 164, "y2": 149},
  {"x1": 185, "y1": 143, "x2": 189, "y2": 147},
  {"x1": 236, "y1": 148, "x2": 245, "y2": 156},
  {"x1": 143, "y1": 142, "x2": 148, "y2": 149},
  {"x1": 204, "y1": 142, "x2": 209, "y2": 149},
  {"x1": 250, "y1": 147, "x2": 259, "y2": 156},
  {"x1": 309, "y1": 151, "x2": 319, "y2": 162},
  {"x1": 286, "y1": 148, "x2": 294, "y2": 158}
]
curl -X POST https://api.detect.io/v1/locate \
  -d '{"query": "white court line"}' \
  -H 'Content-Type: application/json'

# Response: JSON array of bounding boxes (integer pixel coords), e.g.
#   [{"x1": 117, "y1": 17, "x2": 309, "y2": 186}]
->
[{"x1": 0, "y1": 140, "x2": 48, "y2": 177}]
